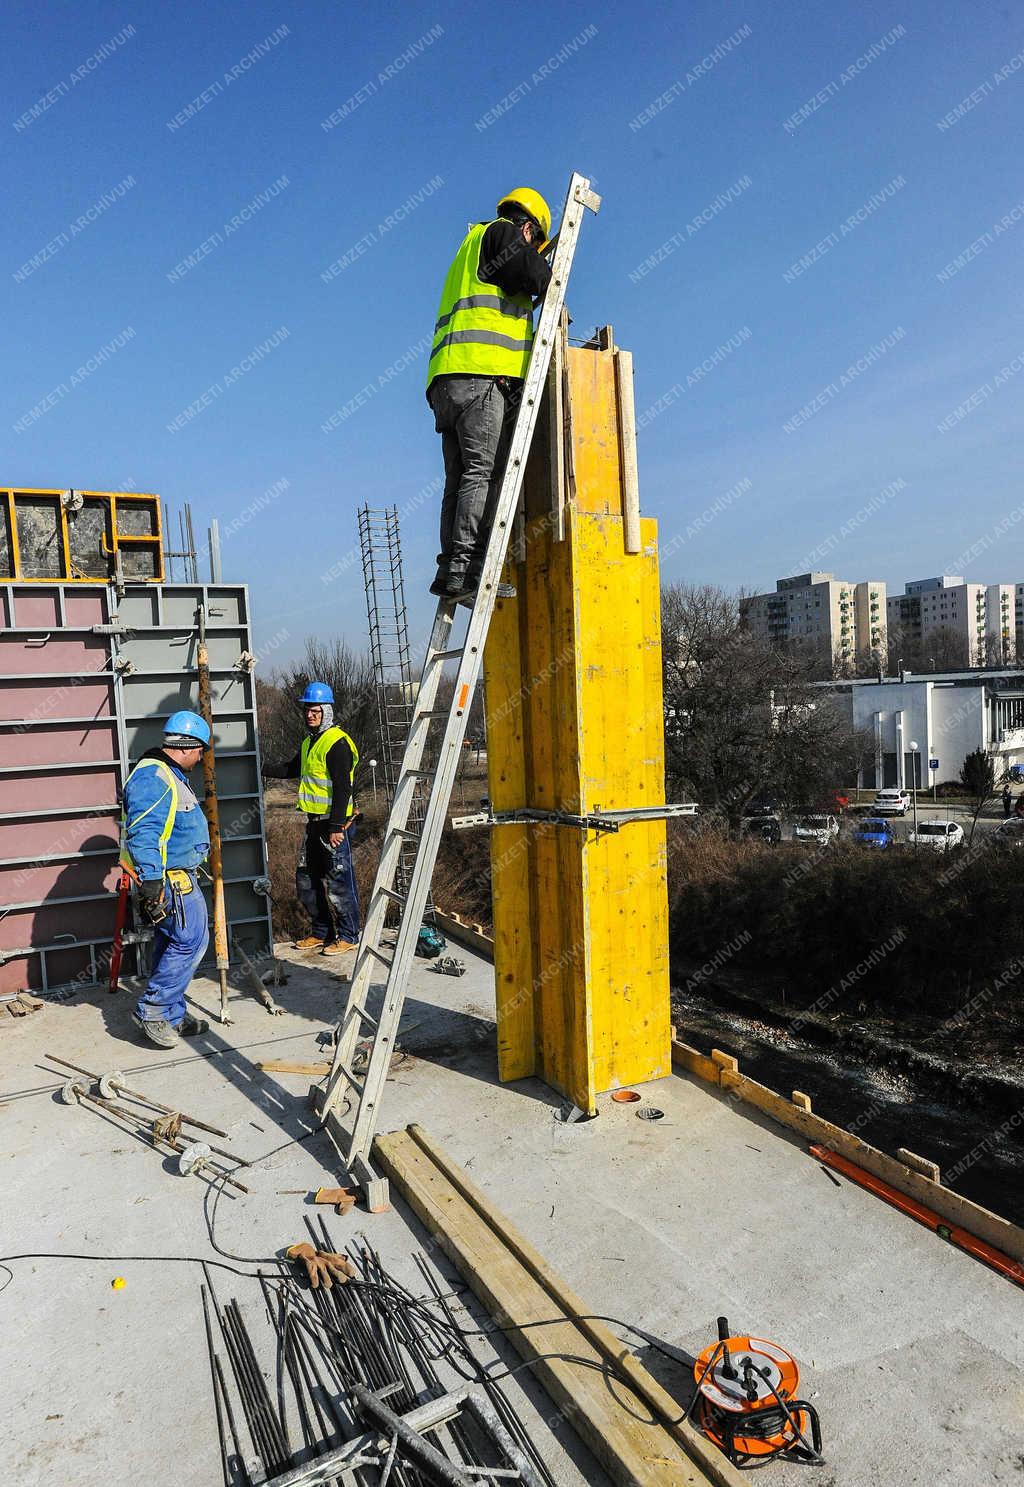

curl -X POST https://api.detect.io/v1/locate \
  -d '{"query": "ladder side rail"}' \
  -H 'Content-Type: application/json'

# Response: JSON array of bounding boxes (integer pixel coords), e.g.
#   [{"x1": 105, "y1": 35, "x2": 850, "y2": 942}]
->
[{"x1": 334, "y1": 174, "x2": 597, "y2": 1151}]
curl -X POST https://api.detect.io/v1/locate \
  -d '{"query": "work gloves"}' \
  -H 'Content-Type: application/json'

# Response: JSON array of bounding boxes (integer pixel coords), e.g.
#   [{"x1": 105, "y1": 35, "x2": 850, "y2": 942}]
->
[
  {"x1": 286, "y1": 1243, "x2": 355, "y2": 1289},
  {"x1": 139, "y1": 879, "x2": 169, "y2": 925}
]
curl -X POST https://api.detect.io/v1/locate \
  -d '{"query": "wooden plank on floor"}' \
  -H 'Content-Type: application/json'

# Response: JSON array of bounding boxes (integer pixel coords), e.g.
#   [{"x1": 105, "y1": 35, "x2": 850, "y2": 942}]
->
[
  {"x1": 258, "y1": 1059, "x2": 329, "y2": 1076},
  {"x1": 374, "y1": 1124, "x2": 745, "y2": 1487}
]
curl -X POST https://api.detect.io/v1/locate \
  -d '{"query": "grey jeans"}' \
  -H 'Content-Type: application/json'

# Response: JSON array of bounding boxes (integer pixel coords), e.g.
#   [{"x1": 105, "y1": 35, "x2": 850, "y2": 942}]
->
[{"x1": 428, "y1": 375, "x2": 518, "y2": 579}]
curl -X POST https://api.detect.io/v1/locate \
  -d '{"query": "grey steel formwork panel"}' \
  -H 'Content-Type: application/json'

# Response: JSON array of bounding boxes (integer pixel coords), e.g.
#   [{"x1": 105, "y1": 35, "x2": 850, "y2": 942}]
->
[{"x1": 0, "y1": 581, "x2": 272, "y2": 993}]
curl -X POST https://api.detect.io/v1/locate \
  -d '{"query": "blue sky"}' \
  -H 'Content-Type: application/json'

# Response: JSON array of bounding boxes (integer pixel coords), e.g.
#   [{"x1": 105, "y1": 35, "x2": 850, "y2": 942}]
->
[{"x1": 2, "y1": 0, "x2": 1022, "y2": 661}]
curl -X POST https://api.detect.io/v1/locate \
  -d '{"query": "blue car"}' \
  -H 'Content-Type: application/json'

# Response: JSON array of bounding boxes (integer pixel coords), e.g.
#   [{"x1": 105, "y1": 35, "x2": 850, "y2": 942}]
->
[{"x1": 854, "y1": 817, "x2": 895, "y2": 848}]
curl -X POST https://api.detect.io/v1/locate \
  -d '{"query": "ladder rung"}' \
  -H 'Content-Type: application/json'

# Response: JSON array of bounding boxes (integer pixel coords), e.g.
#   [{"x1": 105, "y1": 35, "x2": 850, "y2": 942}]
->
[
  {"x1": 389, "y1": 827, "x2": 420, "y2": 842},
  {"x1": 349, "y1": 1003, "x2": 378, "y2": 1030},
  {"x1": 404, "y1": 769, "x2": 435, "y2": 780},
  {"x1": 416, "y1": 709, "x2": 450, "y2": 720},
  {"x1": 334, "y1": 1061, "x2": 365, "y2": 1092},
  {"x1": 365, "y1": 945, "x2": 394, "y2": 969},
  {"x1": 430, "y1": 648, "x2": 464, "y2": 663},
  {"x1": 377, "y1": 886, "x2": 405, "y2": 905}
]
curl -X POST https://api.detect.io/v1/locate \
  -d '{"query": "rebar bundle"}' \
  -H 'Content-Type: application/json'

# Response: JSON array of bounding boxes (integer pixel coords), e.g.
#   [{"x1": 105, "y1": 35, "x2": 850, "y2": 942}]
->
[{"x1": 201, "y1": 1215, "x2": 554, "y2": 1487}]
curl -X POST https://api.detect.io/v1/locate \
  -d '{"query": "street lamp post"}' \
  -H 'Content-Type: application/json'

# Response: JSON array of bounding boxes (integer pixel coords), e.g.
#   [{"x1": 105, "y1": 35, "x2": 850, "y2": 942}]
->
[
  {"x1": 909, "y1": 740, "x2": 920, "y2": 845},
  {"x1": 368, "y1": 758, "x2": 378, "y2": 804}
]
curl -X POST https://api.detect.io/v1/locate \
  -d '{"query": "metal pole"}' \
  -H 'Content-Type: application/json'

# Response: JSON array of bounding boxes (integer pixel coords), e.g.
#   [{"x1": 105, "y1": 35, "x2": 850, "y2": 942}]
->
[
  {"x1": 197, "y1": 601, "x2": 231, "y2": 1023},
  {"x1": 44, "y1": 1052, "x2": 230, "y2": 1139}
]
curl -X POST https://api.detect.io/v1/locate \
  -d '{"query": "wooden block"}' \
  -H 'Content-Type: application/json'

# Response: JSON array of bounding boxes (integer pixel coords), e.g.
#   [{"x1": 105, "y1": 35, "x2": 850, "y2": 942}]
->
[
  {"x1": 897, "y1": 1148, "x2": 941, "y2": 1183},
  {"x1": 711, "y1": 1049, "x2": 739, "y2": 1073},
  {"x1": 791, "y1": 1091, "x2": 813, "y2": 1112},
  {"x1": 258, "y1": 1059, "x2": 330, "y2": 1077}
]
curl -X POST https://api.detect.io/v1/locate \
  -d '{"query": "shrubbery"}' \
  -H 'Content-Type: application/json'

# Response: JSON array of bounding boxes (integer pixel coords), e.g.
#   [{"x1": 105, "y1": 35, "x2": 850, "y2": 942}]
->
[{"x1": 667, "y1": 824, "x2": 1024, "y2": 1018}]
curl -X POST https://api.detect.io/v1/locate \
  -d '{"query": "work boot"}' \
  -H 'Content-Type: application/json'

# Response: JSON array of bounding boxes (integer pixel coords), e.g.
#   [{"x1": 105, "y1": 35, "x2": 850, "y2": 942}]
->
[
  {"x1": 179, "y1": 1012, "x2": 210, "y2": 1037},
  {"x1": 322, "y1": 940, "x2": 359, "y2": 956},
  {"x1": 131, "y1": 1011, "x2": 179, "y2": 1049},
  {"x1": 430, "y1": 570, "x2": 467, "y2": 599},
  {"x1": 294, "y1": 935, "x2": 324, "y2": 950}
]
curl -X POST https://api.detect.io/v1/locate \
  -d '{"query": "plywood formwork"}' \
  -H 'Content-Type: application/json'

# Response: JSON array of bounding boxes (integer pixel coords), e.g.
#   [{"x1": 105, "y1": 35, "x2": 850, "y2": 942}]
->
[
  {"x1": 0, "y1": 581, "x2": 272, "y2": 994},
  {"x1": 483, "y1": 337, "x2": 670, "y2": 1111}
]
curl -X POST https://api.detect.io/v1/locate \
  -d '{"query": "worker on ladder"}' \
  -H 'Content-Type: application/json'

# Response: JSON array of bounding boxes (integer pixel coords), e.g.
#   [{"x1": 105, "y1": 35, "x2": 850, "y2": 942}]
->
[
  {"x1": 121, "y1": 710, "x2": 212, "y2": 1049},
  {"x1": 427, "y1": 187, "x2": 552, "y2": 603},
  {"x1": 263, "y1": 681, "x2": 361, "y2": 957}
]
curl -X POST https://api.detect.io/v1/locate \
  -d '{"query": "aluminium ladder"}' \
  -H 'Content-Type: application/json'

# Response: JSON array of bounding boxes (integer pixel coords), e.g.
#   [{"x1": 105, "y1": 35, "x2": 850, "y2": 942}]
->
[{"x1": 320, "y1": 172, "x2": 601, "y2": 1206}]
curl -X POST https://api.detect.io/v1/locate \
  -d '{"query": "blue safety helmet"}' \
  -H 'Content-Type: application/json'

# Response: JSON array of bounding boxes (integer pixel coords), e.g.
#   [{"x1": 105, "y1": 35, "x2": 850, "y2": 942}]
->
[
  {"x1": 163, "y1": 709, "x2": 211, "y2": 747},
  {"x1": 300, "y1": 681, "x2": 334, "y2": 705}
]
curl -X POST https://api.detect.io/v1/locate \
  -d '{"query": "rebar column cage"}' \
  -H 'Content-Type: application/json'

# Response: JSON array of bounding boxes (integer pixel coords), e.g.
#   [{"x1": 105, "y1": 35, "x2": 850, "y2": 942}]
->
[{"x1": 358, "y1": 505, "x2": 429, "y2": 901}]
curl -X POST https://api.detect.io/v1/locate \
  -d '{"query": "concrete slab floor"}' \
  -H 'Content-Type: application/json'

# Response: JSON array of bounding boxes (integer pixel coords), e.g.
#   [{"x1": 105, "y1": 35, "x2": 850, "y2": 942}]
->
[{"x1": 0, "y1": 940, "x2": 1021, "y2": 1487}]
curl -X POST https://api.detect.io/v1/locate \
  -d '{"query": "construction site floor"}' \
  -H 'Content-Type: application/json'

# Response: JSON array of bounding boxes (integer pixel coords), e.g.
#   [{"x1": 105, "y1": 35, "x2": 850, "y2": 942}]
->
[{"x1": 1, "y1": 941, "x2": 1021, "y2": 1487}]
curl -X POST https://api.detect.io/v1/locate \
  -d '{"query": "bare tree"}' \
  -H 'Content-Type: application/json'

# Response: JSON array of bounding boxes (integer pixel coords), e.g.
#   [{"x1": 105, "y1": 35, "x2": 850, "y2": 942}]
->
[
  {"x1": 663, "y1": 582, "x2": 869, "y2": 820},
  {"x1": 959, "y1": 747, "x2": 997, "y2": 845},
  {"x1": 261, "y1": 637, "x2": 381, "y2": 791}
]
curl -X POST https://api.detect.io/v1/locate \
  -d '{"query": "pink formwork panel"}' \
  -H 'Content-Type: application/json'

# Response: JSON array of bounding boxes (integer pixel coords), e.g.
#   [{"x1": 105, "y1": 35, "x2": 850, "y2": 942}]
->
[
  {"x1": 0, "y1": 813, "x2": 119, "y2": 860},
  {"x1": 0, "y1": 718, "x2": 117, "y2": 767},
  {"x1": 0, "y1": 679, "x2": 114, "y2": 722},
  {"x1": 0, "y1": 633, "x2": 109, "y2": 675},
  {"x1": 0, "y1": 765, "x2": 119, "y2": 813},
  {"x1": 0, "y1": 946, "x2": 96, "y2": 995},
  {"x1": 62, "y1": 592, "x2": 108, "y2": 627},
  {"x1": 7, "y1": 592, "x2": 61, "y2": 627},
  {"x1": 0, "y1": 854, "x2": 121, "y2": 909},
  {"x1": 0, "y1": 896, "x2": 116, "y2": 953}
]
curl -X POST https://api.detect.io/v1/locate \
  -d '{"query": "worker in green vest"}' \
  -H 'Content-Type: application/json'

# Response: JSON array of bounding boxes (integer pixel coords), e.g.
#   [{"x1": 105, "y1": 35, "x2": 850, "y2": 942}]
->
[
  {"x1": 426, "y1": 186, "x2": 553, "y2": 603},
  {"x1": 263, "y1": 681, "x2": 361, "y2": 956}
]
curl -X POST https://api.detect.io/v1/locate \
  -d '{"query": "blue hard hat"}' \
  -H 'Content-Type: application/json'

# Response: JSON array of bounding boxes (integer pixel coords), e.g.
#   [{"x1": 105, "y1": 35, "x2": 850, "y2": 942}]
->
[
  {"x1": 163, "y1": 709, "x2": 211, "y2": 746},
  {"x1": 300, "y1": 681, "x2": 334, "y2": 705}
]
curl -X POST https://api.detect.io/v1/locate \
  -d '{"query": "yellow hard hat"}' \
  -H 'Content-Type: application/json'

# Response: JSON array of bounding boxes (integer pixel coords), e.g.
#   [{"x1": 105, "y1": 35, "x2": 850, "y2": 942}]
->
[{"x1": 497, "y1": 187, "x2": 552, "y2": 247}]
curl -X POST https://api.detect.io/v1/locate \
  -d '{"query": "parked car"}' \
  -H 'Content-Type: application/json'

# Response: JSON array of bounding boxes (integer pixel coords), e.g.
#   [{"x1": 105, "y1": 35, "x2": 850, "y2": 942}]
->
[
  {"x1": 853, "y1": 817, "x2": 895, "y2": 848},
  {"x1": 793, "y1": 813, "x2": 840, "y2": 845},
  {"x1": 741, "y1": 813, "x2": 782, "y2": 844},
  {"x1": 907, "y1": 820, "x2": 964, "y2": 851},
  {"x1": 872, "y1": 788, "x2": 910, "y2": 817},
  {"x1": 992, "y1": 818, "x2": 1024, "y2": 849}
]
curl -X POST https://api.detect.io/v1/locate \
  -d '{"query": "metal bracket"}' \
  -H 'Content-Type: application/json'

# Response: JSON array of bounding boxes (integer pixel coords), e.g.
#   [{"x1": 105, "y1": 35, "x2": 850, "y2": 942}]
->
[{"x1": 450, "y1": 802, "x2": 698, "y2": 834}]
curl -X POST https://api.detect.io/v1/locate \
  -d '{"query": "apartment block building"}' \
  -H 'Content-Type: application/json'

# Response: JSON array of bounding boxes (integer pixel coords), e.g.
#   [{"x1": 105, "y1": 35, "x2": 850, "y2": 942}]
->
[
  {"x1": 740, "y1": 572, "x2": 886, "y2": 666},
  {"x1": 886, "y1": 576, "x2": 1016, "y2": 665}
]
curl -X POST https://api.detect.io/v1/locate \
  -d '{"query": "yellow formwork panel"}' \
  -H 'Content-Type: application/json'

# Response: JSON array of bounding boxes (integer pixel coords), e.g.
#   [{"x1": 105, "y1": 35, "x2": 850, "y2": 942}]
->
[{"x1": 483, "y1": 342, "x2": 670, "y2": 1111}]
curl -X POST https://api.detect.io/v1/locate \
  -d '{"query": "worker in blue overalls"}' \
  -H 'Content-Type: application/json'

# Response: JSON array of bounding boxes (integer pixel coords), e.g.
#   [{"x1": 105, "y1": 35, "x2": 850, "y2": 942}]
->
[{"x1": 121, "y1": 710, "x2": 212, "y2": 1048}]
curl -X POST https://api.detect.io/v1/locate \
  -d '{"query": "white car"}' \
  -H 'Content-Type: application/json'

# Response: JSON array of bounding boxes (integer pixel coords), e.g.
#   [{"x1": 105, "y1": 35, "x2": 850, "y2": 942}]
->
[
  {"x1": 872, "y1": 789, "x2": 910, "y2": 817},
  {"x1": 793, "y1": 813, "x2": 840, "y2": 844},
  {"x1": 907, "y1": 820, "x2": 964, "y2": 850}
]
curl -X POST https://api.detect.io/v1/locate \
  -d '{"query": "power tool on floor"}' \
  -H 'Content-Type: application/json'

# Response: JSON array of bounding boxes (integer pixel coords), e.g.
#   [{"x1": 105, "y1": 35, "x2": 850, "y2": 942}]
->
[{"x1": 692, "y1": 1316, "x2": 824, "y2": 1467}]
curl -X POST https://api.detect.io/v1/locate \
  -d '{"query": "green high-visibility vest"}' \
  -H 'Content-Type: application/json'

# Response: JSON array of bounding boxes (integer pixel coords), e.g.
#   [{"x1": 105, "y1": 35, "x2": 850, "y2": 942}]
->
[
  {"x1": 298, "y1": 727, "x2": 359, "y2": 816},
  {"x1": 426, "y1": 221, "x2": 534, "y2": 389}
]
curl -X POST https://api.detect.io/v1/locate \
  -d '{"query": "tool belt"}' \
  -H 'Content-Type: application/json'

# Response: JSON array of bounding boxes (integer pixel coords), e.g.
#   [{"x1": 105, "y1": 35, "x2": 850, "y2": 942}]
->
[{"x1": 166, "y1": 868, "x2": 194, "y2": 894}]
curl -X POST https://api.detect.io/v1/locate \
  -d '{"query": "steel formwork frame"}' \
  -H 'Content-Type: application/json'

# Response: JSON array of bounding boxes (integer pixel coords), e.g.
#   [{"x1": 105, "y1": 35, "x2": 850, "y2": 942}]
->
[
  {"x1": 0, "y1": 488, "x2": 163, "y2": 583},
  {"x1": 0, "y1": 581, "x2": 273, "y2": 994}
]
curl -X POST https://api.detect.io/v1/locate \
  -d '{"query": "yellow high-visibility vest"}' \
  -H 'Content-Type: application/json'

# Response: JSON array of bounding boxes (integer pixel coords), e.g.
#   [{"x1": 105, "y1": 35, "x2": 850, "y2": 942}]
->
[
  {"x1": 426, "y1": 222, "x2": 534, "y2": 389},
  {"x1": 298, "y1": 727, "x2": 359, "y2": 816}
]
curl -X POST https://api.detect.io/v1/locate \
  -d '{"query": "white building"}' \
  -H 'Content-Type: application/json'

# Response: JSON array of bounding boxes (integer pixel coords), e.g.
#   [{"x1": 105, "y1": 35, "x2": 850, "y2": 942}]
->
[
  {"x1": 826, "y1": 669, "x2": 1024, "y2": 790},
  {"x1": 741, "y1": 572, "x2": 886, "y2": 667},
  {"x1": 886, "y1": 576, "x2": 1016, "y2": 666}
]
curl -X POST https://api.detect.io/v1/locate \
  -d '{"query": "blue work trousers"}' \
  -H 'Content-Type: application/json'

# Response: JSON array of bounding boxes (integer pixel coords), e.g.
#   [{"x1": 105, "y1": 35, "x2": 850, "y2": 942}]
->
[
  {"x1": 136, "y1": 872, "x2": 210, "y2": 1026},
  {"x1": 297, "y1": 820, "x2": 360, "y2": 945}
]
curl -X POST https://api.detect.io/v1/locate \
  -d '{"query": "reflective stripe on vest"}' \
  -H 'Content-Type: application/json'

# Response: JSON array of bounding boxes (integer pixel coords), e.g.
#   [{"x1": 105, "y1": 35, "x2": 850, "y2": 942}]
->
[
  {"x1": 119, "y1": 757, "x2": 181, "y2": 875},
  {"x1": 298, "y1": 727, "x2": 359, "y2": 816},
  {"x1": 426, "y1": 222, "x2": 534, "y2": 388}
]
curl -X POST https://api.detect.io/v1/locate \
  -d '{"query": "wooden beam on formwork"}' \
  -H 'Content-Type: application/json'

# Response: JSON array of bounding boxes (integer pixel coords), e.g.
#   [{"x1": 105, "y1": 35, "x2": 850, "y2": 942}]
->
[
  {"x1": 374, "y1": 1125, "x2": 745, "y2": 1487},
  {"x1": 483, "y1": 333, "x2": 669, "y2": 1111},
  {"x1": 671, "y1": 1034, "x2": 1024, "y2": 1275}
]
